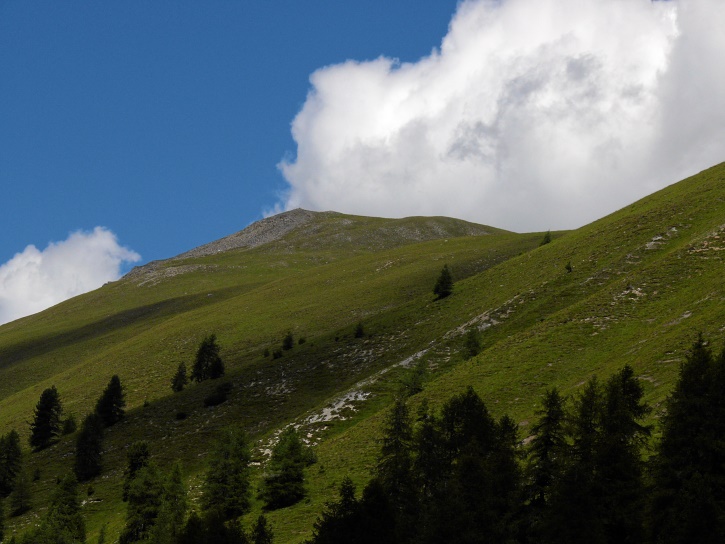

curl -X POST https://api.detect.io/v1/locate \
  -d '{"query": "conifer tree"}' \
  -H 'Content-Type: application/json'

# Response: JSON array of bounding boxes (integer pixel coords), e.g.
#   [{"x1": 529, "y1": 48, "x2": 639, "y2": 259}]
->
[
  {"x1": 250, "y1": 515, "x2": 274, "y2": 544},
  {"x1": 120, "y1": 463, "x2": 165, "y2": 544},
  {"x1": 150, "y1": 462, "x2": 188, "y2": 544},
  {"x1": 95, "y1": 375, "x2": 126, "y2": 427},
  {"x1": 9, "y1": 469, "x2": 31, "y2": 516},
  {"x1": 260, "y1": 427, "x2": 313, "y2": 510},
  {"x1": 29, "y1": 386, "x2": 63, "y2": 451},
  {"x1": 74, "y1": 413, "x2": 104, "y2": 482},
  {"x1": 32, "y1": 474, "x2": 86, "y2": 543},
  {"x1": 547, "y1": 378, "x2": 605, "y2": 544},
  {"x1": 123, "y1": 441, "x2": 151, "y2": 501},
  {"x1": 0, "y1": 430, "x2": 22, "y2": 497},
  {"x1": 433, "y1": 264, "x2": 453, "y2": 299},
  {"x1": 171, "y1": 362, "x2": 188, "y2": 393},
  {"x1": 201, "y1": 427, "x2": 252, "y2": 521},
  {"x1": 649, "y1": 335, "x2": 725, "y2": 543},
  {"x1": 596, "y1": 365, "x2": 649, "y2": 543},
  {"x1": 191, "y1": 334, "x2": 225, "y2": 382}
]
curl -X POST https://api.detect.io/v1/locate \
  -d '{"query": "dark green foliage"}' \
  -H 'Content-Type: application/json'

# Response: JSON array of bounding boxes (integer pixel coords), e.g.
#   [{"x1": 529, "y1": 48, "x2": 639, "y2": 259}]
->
[
  {"x1": 0, "y1": 430, "x2": 22, "y2": 497},
  {"x1": 565, "y1": 260, "x2": 572, "y2": 273},
  {"x1": 649, "y1": 335, "x2": 725, "y2": 543},
  {"x1": 463, "y1": 328, "x2": 481, "y2": 358},
  {"x1": 524, "y1": 388, "x2": 567, "y2": 540},
  {"x1": 399, "y1": 361, "x2": 426, "y2": 397},
  {"x1": 272, "y1": 350, "x2": 282, "y2": 360},
  {"x1": 61, "y1": 414, "x2": 77, "y2": 435},
  {"x1": 9, "y1": 469, "x2": 31, "y2": 516},
  {"x1": 298, "y1": 337, "x2": 306, "y2": 345},
  {"x1": 94, "y1": 375, "x2": 126, "y2": 427},
  {"x1": 540, "y1": 230, "x2": 552, "y2": 246},
  {"x1": 26, "y1": 474, "x2": 85, "y2": 544},
  {"x1": 377, "y1": 397, "x2": 414, "y2": 512},
  {"x1": 202, "y1": 427, "x2": 252, "y2": 521},
  {"x1": 250, "y1": 515, "x2": 274, "y2": 544},
  {"x1": 171, "y1": 362, "x2": 188, "y2": 393},
  {"x1": 149, "y1": 462, "x2": 188, "y2": 544},
  {"x1": 0, "y1": 497, "x2": 4, "y2": 542},
  {"x1": 260, "y1": 427, "x2": 315, "y2": 510},
  {"x1": 204, "y1": 382, "x2": 233, "y2": 407},
  {"x1": 354, "y1": 322, "x2": 365, "y2": 339},
  {"x1": 191, "y1": 334, "x2": 225, "y2": 382},
  {"x1": 119, "y1": 464, "x2": 164, "y2": 544},
  {"x1": 74, "y1": 413, "x2": 104, "y2": 482},
  {"x1": 29, "y1": 385, "x2": 63, "y2": 451},
  {"x1": 433, "y1": 264, "x2": 453, "y2": 299},
  {"x1": 123, "y1": 441, "x2": 150, "y2": 501},
  {"x1": 282, "y1": 332, "x2": 294, "y2": 351}
]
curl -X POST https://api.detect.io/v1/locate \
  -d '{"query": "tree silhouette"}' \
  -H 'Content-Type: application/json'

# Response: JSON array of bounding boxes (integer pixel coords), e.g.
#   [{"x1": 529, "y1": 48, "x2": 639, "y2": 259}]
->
[
  {"x1": 191, "y1": 334, "x2": 225, "y2": 382},
  {"x1": 29, "y1": 386, "x2": 63, "y2": 451},
  {"x1": 95, "y1": 375, "x2": 126, "y2": 427},
  {"x1": 433, "y1": 264, "x2": 453, "y2": 299}
]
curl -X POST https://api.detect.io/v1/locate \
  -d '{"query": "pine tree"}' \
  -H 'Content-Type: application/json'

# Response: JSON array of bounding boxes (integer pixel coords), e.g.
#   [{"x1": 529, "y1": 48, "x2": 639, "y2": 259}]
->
[
  {"x1": 250, "y1": 515, "x2": 274, "y2": 544},
  {"x1": 596, "y1": 365, "x2": 649, "y2": 543},
  {"x1": 29, "y1": 386, "x2": 63, "y2": 451},
  {"x1": 34, "y1": 474, "x2": 86, "y2": 543},
  {"x1": 433, "y1": 264, "x2": 453, "y2": 299},
  {"x1": 540, "y1": 230, "x2": 552, "y2": 246},
  {"x1": 120, "y1": 464, "x2": 165, "y2": 544},
  {"x1": 260, "y1": 427, "x2": 313, "y2": 510},
  {"x1": 547, "y1": 377, "x2": 605, "y2": 544},
  {"x1": 171, "y1": 362, "x2": 188, "y2": 393},
  {"x1": 123, "y1": 441, "x2": 151, "y2": 501},
  {"x1": 201, "y1": 427, "x2": 252, "y2": 520},
  {"x1": 649, "y1": 335, "x2": 725, "y2": 543},
  {"x1": 0, "y1": 430, "x2": 22, "y2": 497},
  {"x1": 9, "y1": 469, "x2": 31, "y2": 516},
  {"x1": 95, "y1": 375, "x2": 126, "y2": 427},
  {"x1": 150, "y1": 462, "x2": 188, "y2": 544},
  {"x1": 191, "y1": 334, "x2": 225, "y2": 382},
  {"x1": 74, "y1": 413, "x2": 104, "y2": 481}
]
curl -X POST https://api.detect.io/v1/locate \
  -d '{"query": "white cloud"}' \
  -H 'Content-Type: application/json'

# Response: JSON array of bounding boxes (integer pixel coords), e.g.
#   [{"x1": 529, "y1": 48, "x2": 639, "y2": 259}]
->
[
  {"x1": 279, "y1": 0, "x2": 725, "y2": 232},
  {"x1": 0, "y1": 228, "x2": 140, "y2": 325}
]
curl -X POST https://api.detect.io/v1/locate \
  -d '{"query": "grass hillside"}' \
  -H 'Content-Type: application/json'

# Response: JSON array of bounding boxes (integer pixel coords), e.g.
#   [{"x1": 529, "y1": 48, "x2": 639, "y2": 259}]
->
[{"x1": 1, "y1": 162, "x2": 724, "y2": 542}]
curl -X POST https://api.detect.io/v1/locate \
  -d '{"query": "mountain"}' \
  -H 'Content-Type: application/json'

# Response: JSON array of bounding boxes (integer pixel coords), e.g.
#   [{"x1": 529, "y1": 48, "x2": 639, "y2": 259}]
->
[{"x1": 1, "y1": 162, "x2": 724, "y2": 542}]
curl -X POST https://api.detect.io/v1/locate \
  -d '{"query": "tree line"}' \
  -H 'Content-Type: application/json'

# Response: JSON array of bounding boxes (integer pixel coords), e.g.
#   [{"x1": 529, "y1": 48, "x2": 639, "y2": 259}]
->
[{"x1": 306, "y1": 335, "x2": 725, "y2": 544}]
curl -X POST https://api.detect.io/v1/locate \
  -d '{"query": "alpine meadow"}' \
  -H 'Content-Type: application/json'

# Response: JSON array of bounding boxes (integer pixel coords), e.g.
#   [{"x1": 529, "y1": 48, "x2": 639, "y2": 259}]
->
[{"x1": 1, "y1": 162, "x2": 725, "y2": 542}]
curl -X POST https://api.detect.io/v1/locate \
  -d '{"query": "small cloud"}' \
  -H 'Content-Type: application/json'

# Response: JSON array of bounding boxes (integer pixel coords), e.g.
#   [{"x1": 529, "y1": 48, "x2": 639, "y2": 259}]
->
[{"x1": 0, "y1": 227, "x2": 140, "y2": 325}]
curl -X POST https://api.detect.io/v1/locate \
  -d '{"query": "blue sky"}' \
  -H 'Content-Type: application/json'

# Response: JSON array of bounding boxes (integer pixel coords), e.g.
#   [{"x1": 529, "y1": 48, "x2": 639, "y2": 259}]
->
[
  {"x1": 0, "y1": 1, "x2": 458, "y2": 264},
  {"x1": 1, "y1": 0, "x2": 724, "y2": 324}
]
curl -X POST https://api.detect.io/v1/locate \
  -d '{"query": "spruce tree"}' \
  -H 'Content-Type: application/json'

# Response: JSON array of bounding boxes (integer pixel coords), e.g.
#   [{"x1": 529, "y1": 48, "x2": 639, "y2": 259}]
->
[
  {"x1": 250, "y1": 515, "x2": 274, "y2": 544},
  {"x1": 201, "y1": 427, "x2": 252, "y2": 520},
  {"x1": 74, "y1": 413, "x2": 104, "y2": 482},
  {"x1": 547, "y1": 378, "x2": 605, "y2": 544},
  {"x1": 649, "y1": 335, "x2": 725, "y2": 543},
  {"x1": 0, "y1": 430, "x2": 22, "y2": 497},
  {"x1": 191, "y1": 334, "x2": 225, "y2": 382},
  {"x1": 596, "y1": 365, "x2": 649, "y2": 544},
  {"x1": 150, "y1": 462, "x2": 188, "y2": 544},
  {"x1": 9, "y1": 469, "x2": 31, "y2": 516},
  {"x1": 120, "y1": 464, "x2": 165, "y2": 544},
  {"x1": 123, "y1": 441, "x2": 151, "y2": 501},
  {"x1": 34, "y1": 474, "x2": 85, "y2": 543},
  {"x1": 171, "y1": 362, "x2": 188, "y2": 393},
  {"x1": 433, "y1": 264, "x2": 453, "y2": 299},
  {"x1": 95, "y1": 375, "x2": 126, "y2": 427},
  {"x1": 260, "y1": 427, "x2": 313, "y2": 510},
  {"x1": 29, "y1": 386, "x2": 63, "y2": 451}
]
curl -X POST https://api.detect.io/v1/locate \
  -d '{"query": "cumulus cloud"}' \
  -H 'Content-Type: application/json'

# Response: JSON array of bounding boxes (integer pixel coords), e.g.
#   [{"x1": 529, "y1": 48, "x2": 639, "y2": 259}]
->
[
  {"x1": 279, "y1": 0, "x2": 725, "y2": 232},
  {"x1": 0, "y1": 228, "x2": 140, "y2": 325}
]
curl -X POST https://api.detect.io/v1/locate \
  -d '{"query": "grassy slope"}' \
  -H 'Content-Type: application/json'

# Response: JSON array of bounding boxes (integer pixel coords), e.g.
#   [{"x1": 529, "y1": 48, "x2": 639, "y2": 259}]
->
[{"x1": 1, "y1": 162, "x2": 724, "y2": 542}]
